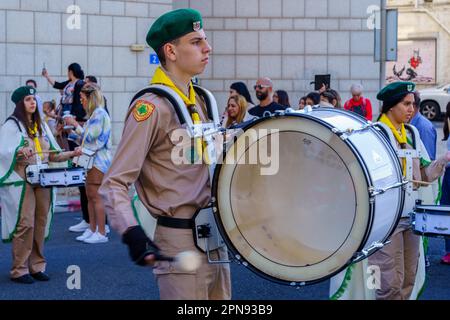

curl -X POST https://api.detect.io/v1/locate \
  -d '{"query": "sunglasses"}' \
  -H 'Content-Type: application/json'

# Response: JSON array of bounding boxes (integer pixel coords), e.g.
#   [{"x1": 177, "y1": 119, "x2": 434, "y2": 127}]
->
[{"x1": 254, "y1": 84, "x2": 271, "y2": 90}]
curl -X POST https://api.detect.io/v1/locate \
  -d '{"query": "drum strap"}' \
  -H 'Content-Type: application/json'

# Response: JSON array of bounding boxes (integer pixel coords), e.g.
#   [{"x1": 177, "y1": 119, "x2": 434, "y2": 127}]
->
[
  {"x1": 156, "y1": 216, "x2": 194, "y2": 229},
  {"x1": 5, "y1": 116, "x2": 23, "y2": 133}
]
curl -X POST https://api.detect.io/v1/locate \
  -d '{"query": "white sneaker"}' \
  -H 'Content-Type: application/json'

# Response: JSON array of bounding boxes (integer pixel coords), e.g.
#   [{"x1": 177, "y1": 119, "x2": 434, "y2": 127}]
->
[
  {"x1": 105, "y1": 225, "x2": 110, "y2": 234},
  {"x1": 76, "y1": 228, "x2": 94, "y2": 241},
  {"x1": 83, "y1": 231, "x2": 108, "y2": 244},
  {"x1": 69, "y1": 220, "x2": 90, "y2": 233}
]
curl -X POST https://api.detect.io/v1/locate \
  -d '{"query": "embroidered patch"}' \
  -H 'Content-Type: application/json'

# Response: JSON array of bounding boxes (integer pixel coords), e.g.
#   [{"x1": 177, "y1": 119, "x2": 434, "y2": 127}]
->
[
  {"x1": 407, "y1": 84, "x2": 413, "y2": 92},
  {"x1": 193, "y1": 21, "x2": 201, "y2": 31},
  {"x1": 133, "y1": 100, "x2": 155, "y2": 122}
]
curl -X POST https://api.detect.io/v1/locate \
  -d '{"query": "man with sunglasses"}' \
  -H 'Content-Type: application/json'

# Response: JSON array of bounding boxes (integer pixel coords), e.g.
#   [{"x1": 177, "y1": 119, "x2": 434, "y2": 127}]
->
[{"x1": 248, "y1": 77, "x2": 286, "y2": 118}]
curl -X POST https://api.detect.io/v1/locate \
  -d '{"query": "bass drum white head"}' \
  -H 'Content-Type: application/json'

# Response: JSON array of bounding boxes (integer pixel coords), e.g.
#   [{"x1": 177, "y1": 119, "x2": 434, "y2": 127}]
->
[{"x1": 213, "y1": 112, "x2": 402, "y2": 285}]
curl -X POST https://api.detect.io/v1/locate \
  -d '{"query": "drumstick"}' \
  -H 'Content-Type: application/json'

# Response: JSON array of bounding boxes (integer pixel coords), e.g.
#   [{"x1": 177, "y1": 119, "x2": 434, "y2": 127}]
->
[
  {"x1": 31, "y1": 150, "x2": 64, "y2": 155},
  {"x1": 409, "y1": 180, "x2": 433, "y2": 186}
]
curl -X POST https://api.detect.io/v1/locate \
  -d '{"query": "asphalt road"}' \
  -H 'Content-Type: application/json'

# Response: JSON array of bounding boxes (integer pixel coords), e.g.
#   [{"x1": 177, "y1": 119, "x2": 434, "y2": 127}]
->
[
  {"x1": 0, "y1": 120, "x2": 448, "y2": 300},
  {"x1": 0, "y1": 208, "x2": 448, "y2": 300}
]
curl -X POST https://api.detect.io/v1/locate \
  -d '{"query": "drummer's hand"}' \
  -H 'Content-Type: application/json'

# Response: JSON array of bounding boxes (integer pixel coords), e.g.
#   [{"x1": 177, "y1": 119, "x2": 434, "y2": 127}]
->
[
  {"x1": 144, "y1": 254, "x2": 156, "y2": 267},
  {"x1": 73, "y1": 147, "x2": 83, "y2": 157},
  {"x1": 18, "y1": 147, "x2": 33, "y2": 159}
]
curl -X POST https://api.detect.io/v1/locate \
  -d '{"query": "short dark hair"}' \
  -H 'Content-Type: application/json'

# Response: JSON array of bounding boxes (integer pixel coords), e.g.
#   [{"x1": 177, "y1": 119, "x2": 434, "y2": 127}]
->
[
  {"x1": 306, "y1": 92, "x2": 320, "y2": 105},
  {"x1": 85, "y1": 75, "x2": 98, "y2": 83},
  {"x1": 25, "y1": 79, "x2": 37, "y2": 88}
]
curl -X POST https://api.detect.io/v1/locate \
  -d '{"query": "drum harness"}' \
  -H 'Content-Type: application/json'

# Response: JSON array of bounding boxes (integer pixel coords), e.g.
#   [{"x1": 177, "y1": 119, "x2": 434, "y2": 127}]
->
[
  {"x1": 6, "y1": 116, "x2": 50, "y2": 184},
  {"x1": 128, "y1": 84, "x2": 230, "y2": 264}
]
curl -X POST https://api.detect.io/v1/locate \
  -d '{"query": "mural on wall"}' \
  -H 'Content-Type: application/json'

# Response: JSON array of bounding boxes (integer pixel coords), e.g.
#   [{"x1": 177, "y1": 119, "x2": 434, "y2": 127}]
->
[{"x1": 386, "y1": 39, "x2": 436, "y2": 84}]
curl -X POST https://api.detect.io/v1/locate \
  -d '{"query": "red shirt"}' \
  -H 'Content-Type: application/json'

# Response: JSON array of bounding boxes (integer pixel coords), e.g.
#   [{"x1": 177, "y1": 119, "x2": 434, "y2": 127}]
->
[{"x1": 344, "y1": 97, "x2": 373, "y2": 121}]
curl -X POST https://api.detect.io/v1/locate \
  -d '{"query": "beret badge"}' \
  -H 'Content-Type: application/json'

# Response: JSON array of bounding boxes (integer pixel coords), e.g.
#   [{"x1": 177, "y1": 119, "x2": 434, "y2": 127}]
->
[{"x1": 193, "y1": 21, "x2": 201, "y2": 31}]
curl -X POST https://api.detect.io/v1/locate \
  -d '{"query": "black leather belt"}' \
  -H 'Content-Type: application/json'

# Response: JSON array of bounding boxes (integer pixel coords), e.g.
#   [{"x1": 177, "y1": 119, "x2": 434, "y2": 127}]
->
[{"x1": 157, "y1": 216, "x2": 194, "y2": 229}]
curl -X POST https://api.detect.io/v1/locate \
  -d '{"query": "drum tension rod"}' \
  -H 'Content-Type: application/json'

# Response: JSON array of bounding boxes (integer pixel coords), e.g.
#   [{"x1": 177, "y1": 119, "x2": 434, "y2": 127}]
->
[
  {"x1": 332, "y1": 123, "x2": 376, "y2": 138},
  {"x1": 369, "y1": 181, "x2": 408, "y2": 197}
]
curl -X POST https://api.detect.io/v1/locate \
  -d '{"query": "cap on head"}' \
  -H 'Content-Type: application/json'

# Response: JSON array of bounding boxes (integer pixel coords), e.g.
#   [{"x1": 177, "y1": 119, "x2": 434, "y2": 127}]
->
[
  {"x1": 256, "y1": 77, "x2": 273, "y2": 88},
  {"x1": 377, "y1": 81, "x2": 415, "y2": 102},
  {"x1": 11, "y1": 86, "x2": 36, "y2": 104},
  {"x1": 146, "y1": 8, "x2": 203, "y2": 52}
]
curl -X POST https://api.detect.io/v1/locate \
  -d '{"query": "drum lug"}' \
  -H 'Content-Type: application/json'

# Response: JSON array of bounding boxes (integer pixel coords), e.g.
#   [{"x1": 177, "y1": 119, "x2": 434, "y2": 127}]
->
[
  {"x1": 353, "y1": 241, "x2": 386, "y2": 262},
  {"x1": 331, "y1": 128, "x2": 348, "y2": 141}
]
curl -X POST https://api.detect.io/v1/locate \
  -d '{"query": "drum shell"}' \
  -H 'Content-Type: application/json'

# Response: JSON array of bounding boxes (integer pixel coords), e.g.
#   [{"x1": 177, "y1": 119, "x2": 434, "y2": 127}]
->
[
  {"x1": 412, "y1": 205, "x2": 450, "y2": 237},
  {"x1": 40, "y1": 168, "x2": 85, "y2": 188},
  {"x1": 212, "y1": 109, "x2": 404, "y2": 285}
]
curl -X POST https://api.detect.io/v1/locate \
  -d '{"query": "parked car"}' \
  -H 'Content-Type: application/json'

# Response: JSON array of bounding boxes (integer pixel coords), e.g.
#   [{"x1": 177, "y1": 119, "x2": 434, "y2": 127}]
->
[{"x1": 419, "y1": 83, "x2": 450, "y2": 121}]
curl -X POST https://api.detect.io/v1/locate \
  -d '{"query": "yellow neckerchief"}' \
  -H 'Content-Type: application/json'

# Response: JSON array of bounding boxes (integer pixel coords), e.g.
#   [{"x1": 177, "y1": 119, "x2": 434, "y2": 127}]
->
[
  {"x1": 151, "y1": 67, "x2": 205, "y2": 163},
  {"x1": 28, "y1": 123, "x2": 44, "y2": 160},
  {"x1": 379, "y1": 113, "x2": 407, "y2": 176}
]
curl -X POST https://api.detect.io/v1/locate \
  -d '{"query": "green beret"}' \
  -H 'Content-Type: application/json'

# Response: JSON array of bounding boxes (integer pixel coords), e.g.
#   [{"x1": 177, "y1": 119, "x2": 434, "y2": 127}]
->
[
  {"x1": 11, "y1": 86, "x2": 36, "y2": 104},
  {"x1": 146, "y1": 8, "x2": 203, "y2": 52},
  {"x1": 377, "y1": 81, "x2": 415, "y2": 102}
]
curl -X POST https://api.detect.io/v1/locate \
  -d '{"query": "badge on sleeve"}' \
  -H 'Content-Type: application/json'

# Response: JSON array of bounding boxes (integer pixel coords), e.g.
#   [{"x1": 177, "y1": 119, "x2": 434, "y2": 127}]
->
[{"x1": 133, "y1": 100, "x2": 155, "y2": 122}]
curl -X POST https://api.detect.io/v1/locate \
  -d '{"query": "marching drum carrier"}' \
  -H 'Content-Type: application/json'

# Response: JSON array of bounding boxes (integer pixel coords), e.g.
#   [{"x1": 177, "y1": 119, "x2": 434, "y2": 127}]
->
[
  {"x1": 133, "y1": 86, "x2": 408, "y2": 286},
  {"x1": 25, "y1": 148, "x2": 95, "y2": 188}
]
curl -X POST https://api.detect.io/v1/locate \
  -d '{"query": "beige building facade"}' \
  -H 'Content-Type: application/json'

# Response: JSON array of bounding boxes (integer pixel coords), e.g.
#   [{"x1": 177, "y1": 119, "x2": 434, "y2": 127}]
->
[
  {"x1": 174, "y1": 0, "x2": 383, "y2": 114},
  {"x1": 388, "y1": 0, "x2": 450, "y2": 87},
  {"x1": 1, "y1": 0, "x2": 385, "y2": 143}
]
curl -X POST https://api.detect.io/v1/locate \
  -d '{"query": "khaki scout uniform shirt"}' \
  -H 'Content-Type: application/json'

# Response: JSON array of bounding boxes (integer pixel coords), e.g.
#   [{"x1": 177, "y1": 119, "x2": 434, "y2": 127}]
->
[{"x1": 100, "y1": 91, "x2": 212, "y2": 235}]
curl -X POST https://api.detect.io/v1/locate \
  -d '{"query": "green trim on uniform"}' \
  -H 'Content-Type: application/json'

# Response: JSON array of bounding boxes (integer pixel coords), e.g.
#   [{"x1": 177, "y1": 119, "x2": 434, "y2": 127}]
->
[
  {"x1": 435, "y1": 176, "x2": 442, "y2": 204},
  {"x1": 131, "y1": 194, "x2": 143, "y2": 227},
  {"x1": 44, "y1": 189, "x2": 55, "y2": 242},
  {"x1": 329, "y1": 263, "x2": 355, "y2": 300},
  {"x1": 2, "y1": 181, "x2": 26, "y2": 243},
  {"x1": 407, "y1": 137, "x2": 413, "y2": 147},
  {"x1": 420, "y1": 158, "x2": 432, "y2": 168},
  {"x1": 0, "y1": 137, "x2": 25, "y2": 186},
  {"x1": 416, "y1": 237, "x2": 428, "y2": 300}
]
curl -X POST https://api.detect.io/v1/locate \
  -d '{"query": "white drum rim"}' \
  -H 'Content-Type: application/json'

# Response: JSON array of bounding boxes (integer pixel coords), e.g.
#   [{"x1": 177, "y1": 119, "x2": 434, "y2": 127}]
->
[{"x1": 213, "y1": 114, "x2": 374, "y2": 285}]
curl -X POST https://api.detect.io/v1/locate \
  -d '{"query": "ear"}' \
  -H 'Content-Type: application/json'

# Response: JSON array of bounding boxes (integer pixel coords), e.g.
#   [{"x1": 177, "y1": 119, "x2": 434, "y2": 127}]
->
[{"x1": 164, "y1": 43, "x2": 177, "y2": 63}]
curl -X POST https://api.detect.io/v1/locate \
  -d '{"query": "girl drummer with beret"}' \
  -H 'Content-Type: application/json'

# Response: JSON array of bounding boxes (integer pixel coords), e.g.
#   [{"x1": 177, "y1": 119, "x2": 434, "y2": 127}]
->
[
  {"x1": 331, "y1": 81, "x2": 450, "y2": 300},
  {"x1": 0, "y1": 86, "x2": 81, "y2": 284}
]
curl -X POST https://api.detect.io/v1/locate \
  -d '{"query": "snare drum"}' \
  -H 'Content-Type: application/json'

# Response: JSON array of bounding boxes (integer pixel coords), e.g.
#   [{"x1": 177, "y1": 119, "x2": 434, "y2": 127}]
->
[
  {"x1": 212, "y1": 108, "x2": 405, "y2": 285},
  {"x1": 39, "y1": 167, "x2": 85, "y2": 187},
  {"x1": 412, "y1": 205, "x2": 450, "y2": 237}
]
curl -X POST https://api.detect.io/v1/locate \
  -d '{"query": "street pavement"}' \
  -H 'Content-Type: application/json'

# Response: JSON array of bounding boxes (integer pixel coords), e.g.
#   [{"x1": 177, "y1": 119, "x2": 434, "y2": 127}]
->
[
  {"x1": 0, "y1": 120, "x2": 449, "y2": 300},
  {"x1": 0, "y1": 206, "x2": 448, "y2": 300}
]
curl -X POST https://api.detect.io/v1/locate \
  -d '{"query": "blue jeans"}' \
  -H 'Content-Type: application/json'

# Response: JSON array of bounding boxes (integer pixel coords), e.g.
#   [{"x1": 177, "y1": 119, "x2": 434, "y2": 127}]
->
[{"x1": 439, "y1": 168, "x2": 450, "y2": 253}]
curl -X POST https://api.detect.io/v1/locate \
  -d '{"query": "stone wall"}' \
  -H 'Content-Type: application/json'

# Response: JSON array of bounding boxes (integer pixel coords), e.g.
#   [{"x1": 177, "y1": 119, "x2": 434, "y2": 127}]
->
[
  {"x1": 174, "y1": 0, "x2": 382, "y2": 116},
  {"x1": 0, "y1": 0, "x2": 172, "y2": 144}
]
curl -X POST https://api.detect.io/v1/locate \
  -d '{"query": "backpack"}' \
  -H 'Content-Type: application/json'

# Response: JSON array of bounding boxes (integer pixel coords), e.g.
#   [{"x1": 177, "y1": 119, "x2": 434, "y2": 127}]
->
[{"x1": 348, "y1": 99, "x2": 367, "y2": 118}]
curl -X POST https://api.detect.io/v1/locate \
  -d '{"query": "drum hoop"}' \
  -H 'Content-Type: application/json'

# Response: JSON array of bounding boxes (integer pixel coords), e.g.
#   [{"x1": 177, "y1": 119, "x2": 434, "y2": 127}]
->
[
  {"x1": 212, "y1": 113, "x2": 374, "y2": 285},
  {"x1": 371, "y1": 123, "x2": 406, "y2": 244},
  {"x1": 415, "y1": 206, "x2": 450, "y2": 215}
]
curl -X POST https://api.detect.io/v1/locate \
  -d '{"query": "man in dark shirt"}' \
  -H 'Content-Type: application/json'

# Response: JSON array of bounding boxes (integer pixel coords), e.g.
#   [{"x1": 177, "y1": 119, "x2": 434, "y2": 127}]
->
[{"x1": 248, "y1": 77, "x2": 286, "y2": 118}]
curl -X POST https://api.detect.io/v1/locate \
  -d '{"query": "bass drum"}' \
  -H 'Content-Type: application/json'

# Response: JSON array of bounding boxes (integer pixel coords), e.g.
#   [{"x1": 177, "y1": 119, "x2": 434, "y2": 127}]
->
[{"x1": 212, "y1": 108, "x2": 404, "y2": 285}]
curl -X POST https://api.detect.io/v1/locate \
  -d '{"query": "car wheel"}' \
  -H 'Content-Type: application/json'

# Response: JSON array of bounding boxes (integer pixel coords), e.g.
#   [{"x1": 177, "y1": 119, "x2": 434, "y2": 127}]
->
[{"x1": 420, "y1": 101, "x2": 440, "y2": 121}]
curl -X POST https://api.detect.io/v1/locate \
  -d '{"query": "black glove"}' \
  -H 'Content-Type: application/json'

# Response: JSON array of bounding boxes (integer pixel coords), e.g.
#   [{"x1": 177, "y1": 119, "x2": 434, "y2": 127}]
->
[{"x1": 122, "y1": 226, "x2": 160, "y2": 266}]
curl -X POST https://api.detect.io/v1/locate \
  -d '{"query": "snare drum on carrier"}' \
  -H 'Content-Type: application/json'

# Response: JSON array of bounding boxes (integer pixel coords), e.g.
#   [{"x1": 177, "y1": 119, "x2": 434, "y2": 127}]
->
[
  {"x1": 26, "y1": 165, "x2": 85, "y2": 188},
  {"x1": 411, "y1": 202, "x2": 450, "y2": 238}
]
